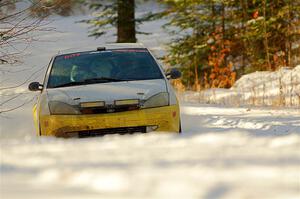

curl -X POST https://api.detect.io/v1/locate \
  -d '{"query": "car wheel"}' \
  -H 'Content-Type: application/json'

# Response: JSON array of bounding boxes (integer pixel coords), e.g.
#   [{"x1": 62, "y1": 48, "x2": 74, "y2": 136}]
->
[
  {"x1": 39, "y1": 124, "x2": 42, "y2": 136},
  {"x1": 179, "y1": 120, "x2": 182, "y2": 133}
]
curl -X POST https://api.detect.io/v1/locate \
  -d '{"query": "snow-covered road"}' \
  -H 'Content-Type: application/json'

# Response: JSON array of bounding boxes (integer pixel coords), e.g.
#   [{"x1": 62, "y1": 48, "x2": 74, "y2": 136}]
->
[{"x1": 1, "y1": 103, "x2": 300, "y2": 199}]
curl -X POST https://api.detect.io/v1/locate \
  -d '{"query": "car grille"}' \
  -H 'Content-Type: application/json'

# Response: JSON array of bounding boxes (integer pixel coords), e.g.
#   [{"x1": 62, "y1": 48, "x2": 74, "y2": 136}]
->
[
  {"x1": 75, "y1": 126, "x2": 147, "y2": 138},
  {"x1": 80, "y1": 105, "x2": 139, "y2": 114}
]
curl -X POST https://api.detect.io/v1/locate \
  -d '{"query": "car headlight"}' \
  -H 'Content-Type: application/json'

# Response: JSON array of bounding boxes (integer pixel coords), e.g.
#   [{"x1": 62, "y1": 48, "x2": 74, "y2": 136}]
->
[
  {"x1": 49, "y1": 101, "x2": 80, "y2": 115},
  {"x1": 142, "y1": 92, "x2": 169, "y2": 109},
  {"x1": 115, "y1": 99, "x2": 139, "y2": 106}
]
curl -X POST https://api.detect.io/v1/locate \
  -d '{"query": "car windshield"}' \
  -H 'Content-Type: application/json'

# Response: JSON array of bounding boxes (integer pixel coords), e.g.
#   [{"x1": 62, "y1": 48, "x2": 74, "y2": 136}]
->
[{"x1": 47, "y1": 49, "x2": 164, "y2": 88}]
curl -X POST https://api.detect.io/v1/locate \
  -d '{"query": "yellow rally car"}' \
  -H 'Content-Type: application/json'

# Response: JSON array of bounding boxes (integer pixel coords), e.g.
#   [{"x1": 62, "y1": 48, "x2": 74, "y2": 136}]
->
[{"x1": 29, "y1": 44, "x2": 181, "y2": 138}]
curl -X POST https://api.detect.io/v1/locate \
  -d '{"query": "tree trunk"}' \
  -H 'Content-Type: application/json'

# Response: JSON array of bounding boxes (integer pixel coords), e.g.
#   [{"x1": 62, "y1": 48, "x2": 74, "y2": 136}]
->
[
  {"x1": 263, "y1": 0, "x2": 271, "y2": 70},
  {"x1": 211, "y1": 0, "x2": 215, "y2": 32},
  {"x1": 117, "y1": 0, "x2": 136, "y2": 43},
  {"x1": 194, "y1": 56, "x2": 200, "y2": 91},
  {"x1": 221, "y1": 2, "x2": 226, "y2": 67},
  {"x1": 240, "y1": 0, "x2": 247, "y2": 74},
  {"x1": 221, "y1": 2, "x2": 225, "y2": 39},
  {"x1": 286, "y1": 0, "x2": 292, "y2": 67}
]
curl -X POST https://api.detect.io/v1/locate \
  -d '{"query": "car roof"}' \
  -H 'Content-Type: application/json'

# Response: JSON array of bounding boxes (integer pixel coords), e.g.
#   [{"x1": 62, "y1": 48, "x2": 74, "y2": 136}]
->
[
  {"x1": 55, "y1": 43, "x2": 148, "y2": 57},
  {"x1": 105, "y1": 43, "x2": 145, "y2": 49}
]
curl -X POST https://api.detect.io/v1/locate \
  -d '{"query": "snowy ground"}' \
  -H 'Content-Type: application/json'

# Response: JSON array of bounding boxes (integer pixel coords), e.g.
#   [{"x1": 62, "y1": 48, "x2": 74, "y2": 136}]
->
[{"x1": 1, "y1": 103, "x2": 300, "y2": 199}]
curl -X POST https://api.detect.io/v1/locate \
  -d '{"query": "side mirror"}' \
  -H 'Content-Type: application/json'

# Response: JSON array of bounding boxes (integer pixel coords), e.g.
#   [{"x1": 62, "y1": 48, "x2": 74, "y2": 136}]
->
[
  {"x1": 28, "y1": 82, "x2": 43, "y2": 91},
  {"x1": 166, "y1": 68, "x2": 181, "y2": 79}
]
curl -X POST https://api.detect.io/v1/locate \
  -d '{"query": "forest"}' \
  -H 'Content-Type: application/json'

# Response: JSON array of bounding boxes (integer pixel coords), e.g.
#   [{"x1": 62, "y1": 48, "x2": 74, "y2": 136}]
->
[{"x1": 1, "y1": 0, "x2": 299, "y2": 91}]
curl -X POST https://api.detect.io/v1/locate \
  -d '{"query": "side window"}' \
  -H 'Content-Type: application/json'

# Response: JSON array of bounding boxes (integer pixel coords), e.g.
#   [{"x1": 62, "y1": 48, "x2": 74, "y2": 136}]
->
[{"x1": 48, "y1": 61, "x2": 73, "y2": 88}]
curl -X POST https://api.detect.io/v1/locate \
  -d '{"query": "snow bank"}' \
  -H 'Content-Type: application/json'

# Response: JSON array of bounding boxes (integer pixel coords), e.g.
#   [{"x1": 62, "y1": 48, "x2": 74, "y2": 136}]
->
[
  {"x1": 181, "y1": 65, "x2": 300, "y2": 107},
  {"x1": 1, "y1": 104, "x2": 300, "y2": 199}
]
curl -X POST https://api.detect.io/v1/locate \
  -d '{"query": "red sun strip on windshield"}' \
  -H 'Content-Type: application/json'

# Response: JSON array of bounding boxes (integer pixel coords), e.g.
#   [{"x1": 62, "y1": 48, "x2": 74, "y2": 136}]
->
[
  {"x1": 112, "y1": 49, "x2": 148, "y2": 53},
  {"x1": 64, "y1": 53, "x2": 81, "y2": 59}
]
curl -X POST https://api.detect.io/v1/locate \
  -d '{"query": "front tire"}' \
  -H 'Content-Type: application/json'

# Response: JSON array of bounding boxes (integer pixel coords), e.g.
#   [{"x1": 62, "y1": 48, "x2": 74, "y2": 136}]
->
[{"x1": 179, "y1": 120, "x2": 182, "y2": 133}]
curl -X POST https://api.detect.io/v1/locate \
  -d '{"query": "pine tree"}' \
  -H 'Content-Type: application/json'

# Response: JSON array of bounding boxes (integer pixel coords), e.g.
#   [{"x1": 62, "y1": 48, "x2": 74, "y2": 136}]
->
[
  {"x1": 82, "y1": 0, "x2": 154, "y2": 43},
  {"x1": 160, "y1": 0, "x2": 236, "y2": 89},
  {"x1": 159, "y1": 0, "x2": 300, "y2": 90}
]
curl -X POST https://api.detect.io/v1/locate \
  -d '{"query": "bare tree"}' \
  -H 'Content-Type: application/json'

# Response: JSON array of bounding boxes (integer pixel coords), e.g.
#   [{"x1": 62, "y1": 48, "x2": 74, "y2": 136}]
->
[{"x1": 0, "y1": 0, "x2": 54, "y2": 114}]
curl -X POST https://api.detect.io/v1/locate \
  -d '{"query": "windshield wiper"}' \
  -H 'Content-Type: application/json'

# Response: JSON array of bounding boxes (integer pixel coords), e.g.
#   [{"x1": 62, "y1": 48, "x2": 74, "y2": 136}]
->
[
  {"x1": 52, "y1": 81, "x2": 87, "y2": 88},
  {"x1": 83, "y1": 77, "x2": 133, "y2": 83},
  {"x1": 52, "y1": 77, "x2": 133, "y2": 88}
]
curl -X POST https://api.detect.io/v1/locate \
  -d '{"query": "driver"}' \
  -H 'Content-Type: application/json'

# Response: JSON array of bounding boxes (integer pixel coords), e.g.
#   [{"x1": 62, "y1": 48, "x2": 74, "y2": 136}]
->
[{"x1": 70, "y1": 64, "x2": 96, "y2": 82}]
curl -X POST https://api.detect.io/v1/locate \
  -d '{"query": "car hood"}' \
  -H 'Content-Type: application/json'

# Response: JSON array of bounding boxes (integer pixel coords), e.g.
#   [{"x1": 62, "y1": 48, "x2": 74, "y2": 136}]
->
[{"x1": 46, "y1": 79, "x2": 167, "y2": 105}]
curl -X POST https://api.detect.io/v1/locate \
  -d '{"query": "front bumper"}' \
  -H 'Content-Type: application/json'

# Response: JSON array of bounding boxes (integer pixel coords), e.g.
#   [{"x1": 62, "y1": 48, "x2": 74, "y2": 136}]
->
[{"x1": 39, "y1": 105, "x2": 180, "y2": 137}]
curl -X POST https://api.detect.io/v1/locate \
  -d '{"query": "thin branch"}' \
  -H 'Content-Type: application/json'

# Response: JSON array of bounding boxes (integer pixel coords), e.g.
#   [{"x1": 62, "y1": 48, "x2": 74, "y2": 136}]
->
[
  {"x1": 0, "y1": 93, "x2": 23, "y2": 106},
  {"x1": 0, "y1": 66, "x2": 44, "y2": 90},
  {"x1": 0, "y1": 92, "x2": 32, "y2": 96},
  {"x1": 0, "y1": 97, "x2": 34, "y2": 114},
  {"x1": 0, "y1": 0, "x2": 44, "y2": 21}
]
